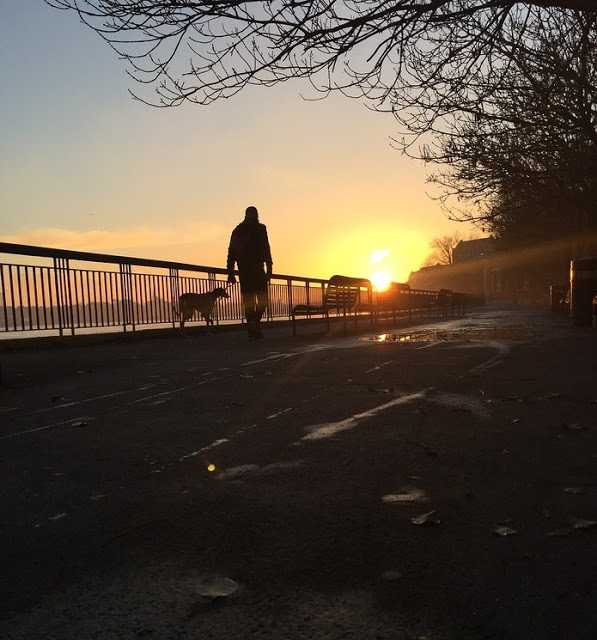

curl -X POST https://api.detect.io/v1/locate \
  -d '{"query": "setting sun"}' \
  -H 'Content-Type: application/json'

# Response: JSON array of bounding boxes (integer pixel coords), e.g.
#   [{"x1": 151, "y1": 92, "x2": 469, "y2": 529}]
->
[
  {"x1": 370, "y1": 249, "x2": 392, "y2": 291},
  {"x1": 371, "y1": 271, "x2": 392, "y2": 291}
]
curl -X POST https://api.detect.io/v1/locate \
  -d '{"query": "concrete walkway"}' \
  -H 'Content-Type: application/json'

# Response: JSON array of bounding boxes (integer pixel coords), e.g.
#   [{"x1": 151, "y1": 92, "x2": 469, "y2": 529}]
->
[{"x1": 1, "y1": 305, "x2": 596, "y2": 639}]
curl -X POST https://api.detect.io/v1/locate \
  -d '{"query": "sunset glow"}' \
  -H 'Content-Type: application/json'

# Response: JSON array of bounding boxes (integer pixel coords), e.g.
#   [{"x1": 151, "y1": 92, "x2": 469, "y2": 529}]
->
[
  {"x1": 0, "y1": 4, "x2": 472, "y2": 289},
  {"x1": 371, "y1": 271, "x2": 392, "y2": 291},
  {"x1": 370, "y1": 249, "x2": 390, "y2": 264},
  {"x1": 370, "y1": 249, "x2": 392, "y2": 290}
]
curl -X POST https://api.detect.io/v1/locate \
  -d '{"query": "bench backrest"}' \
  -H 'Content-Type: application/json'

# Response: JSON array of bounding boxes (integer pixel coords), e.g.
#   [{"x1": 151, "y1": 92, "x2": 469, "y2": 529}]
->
[{"x1": 324, "y1": 275, "x2": 371, "y2": 310}]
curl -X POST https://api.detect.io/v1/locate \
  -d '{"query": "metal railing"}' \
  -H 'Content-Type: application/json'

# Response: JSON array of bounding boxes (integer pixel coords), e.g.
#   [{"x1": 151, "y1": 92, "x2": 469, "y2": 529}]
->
[
  {"x1": 0, "y1": 242, "x2": 481, "y2": 337},
  {"x1": 0, "y1": 242, "x2": 329, "y2": 335}
]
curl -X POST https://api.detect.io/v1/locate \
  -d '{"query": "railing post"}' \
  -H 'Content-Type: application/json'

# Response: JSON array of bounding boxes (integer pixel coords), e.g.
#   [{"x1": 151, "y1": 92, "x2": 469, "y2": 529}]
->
[
  {"x1": 0, "y1": 265, "x2": 8, "y2": 333},
  {"x1": 287, "y1": 278, "x2": 293, "y2": 319},
  {"x1": 322, "y1": 281, "x2": 329, "y2": 331},
  {"x1": 306, "y1": 280, "x2": 311, "y2": 318},
  {"x1": 129, "y1": 265, "x2": 137, "y2": 331},
  {"x1": 169, "y1": 267, "x2": 179, "y2": 329},
  {"x1": 52, "y1": 258, "x2": 63, "y2": 336},
  {"x1": 63, "y1": 258, "x2": 76, "y2": 336},
  {"x1": 52, "y1": 257, "x2": 74, "y2": 336},
  {"x1": 266, "y1": 278, "x2": 272, "y2": 323},
  {"x1": 119, "y1": 263, "x2": 130, "y2": 333}
]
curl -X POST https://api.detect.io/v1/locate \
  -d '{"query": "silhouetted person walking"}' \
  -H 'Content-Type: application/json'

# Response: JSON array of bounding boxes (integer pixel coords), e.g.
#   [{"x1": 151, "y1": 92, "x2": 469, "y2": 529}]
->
[{"x1": 227, "y1": 206, "x2": 273, "y2": 339}]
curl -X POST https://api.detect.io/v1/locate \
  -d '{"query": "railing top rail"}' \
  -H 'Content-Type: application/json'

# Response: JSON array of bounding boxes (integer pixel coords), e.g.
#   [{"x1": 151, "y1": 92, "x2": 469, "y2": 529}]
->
[{"x1": 0, "y1": 242, "x2": 328, "y2": 284}]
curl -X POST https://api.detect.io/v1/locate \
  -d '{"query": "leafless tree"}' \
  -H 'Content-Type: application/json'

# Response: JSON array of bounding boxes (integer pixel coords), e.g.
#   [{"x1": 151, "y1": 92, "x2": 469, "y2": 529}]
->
[
  {"x1": 46, "y1": 1, "x2": 596, "y2": 149},
  {"x1": 422, "y1": 10, "x2": 597, "y2": 247},
  {"x1": 424, "y1": 233, "x2": 463, "y2": 266}
]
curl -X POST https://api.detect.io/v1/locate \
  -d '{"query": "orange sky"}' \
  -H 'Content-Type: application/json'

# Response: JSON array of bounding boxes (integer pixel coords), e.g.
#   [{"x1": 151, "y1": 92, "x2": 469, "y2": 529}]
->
[{"x1": 0, "y1": 4, "x2": 473, "y2": 285}]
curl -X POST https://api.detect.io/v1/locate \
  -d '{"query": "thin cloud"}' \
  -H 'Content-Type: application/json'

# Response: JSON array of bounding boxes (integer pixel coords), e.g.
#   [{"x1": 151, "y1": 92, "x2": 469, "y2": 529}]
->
[{"x1": 0, "y1": 224, "x2": 227, "y2": 255}]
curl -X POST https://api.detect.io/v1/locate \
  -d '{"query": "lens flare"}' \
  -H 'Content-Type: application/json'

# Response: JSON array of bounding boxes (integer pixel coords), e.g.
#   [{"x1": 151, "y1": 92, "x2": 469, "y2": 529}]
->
[
  {"x1": 370, "y1": 249, "x2": 390, "y2": 265},
  {"x1": 207, "y1": 464, "x2": 216, "y2": 472}
]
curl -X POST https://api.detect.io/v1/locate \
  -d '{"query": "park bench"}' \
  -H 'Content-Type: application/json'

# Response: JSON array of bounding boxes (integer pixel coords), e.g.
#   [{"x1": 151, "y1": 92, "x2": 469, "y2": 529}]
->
[{"x1": 291, "y1": 274, "x2": 373, "y2": 335}]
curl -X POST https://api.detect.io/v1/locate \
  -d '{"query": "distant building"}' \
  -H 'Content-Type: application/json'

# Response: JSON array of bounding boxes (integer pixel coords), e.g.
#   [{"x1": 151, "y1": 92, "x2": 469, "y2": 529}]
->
[
  {"x1": 409, "y1": 234, "x2": 577, "y2": 303},
  {"x1": 409, "y1": 237, "x2": 497, "y2": 297},
  {"x1": 452, "y1": 238, "x2": 495, "y2": 263}
]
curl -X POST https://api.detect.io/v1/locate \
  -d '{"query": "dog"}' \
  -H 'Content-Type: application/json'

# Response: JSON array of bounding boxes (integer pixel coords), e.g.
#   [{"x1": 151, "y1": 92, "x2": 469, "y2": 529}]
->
[{"x1": 174, "y1": 287, "x2": 230, "y2": 329}]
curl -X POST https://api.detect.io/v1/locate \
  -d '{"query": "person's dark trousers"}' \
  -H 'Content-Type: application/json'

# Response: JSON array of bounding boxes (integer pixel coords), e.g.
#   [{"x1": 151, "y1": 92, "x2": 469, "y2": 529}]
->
[
  {"x1": 242, "y1": 290, "x2": 268, "y2": 338},
  {"x1": 239, "y1": 266, "x2": 269, "y2": 338}
]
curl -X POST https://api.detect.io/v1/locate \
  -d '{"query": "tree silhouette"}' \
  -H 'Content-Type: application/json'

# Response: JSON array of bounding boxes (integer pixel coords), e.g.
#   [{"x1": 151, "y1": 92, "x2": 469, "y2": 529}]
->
[
  {"x1": 47, "y1": 1, "x2": 596, "y2": 150},
  {"x1": 425, "y1": 234, "x2": 462, "y2": 266},
  {"x1": 423, "y1": 10, "x2": 597, "y2": 251}
]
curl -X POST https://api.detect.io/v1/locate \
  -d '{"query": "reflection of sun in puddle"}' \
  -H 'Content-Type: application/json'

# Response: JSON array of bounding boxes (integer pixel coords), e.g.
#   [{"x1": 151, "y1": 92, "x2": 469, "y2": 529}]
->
[
  {"x1": 367, "y1": 324, "x2": 535, "y2": 346},
  {"x1": 373, "y1": 333, "x2": 413, "y2": 343}
]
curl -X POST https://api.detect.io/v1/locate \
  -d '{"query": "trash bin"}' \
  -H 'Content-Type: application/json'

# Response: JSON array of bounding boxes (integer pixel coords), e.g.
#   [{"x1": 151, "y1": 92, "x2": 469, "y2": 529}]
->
[
  {"x1": 570, "y1": 257, "x2": 597, "y2": 326},
  {"x1": 549, "y1": 284, "x2": 566, "y2": 312}
]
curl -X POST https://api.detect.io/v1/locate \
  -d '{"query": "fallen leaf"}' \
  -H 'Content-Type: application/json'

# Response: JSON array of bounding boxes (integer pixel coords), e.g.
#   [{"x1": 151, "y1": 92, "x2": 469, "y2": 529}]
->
[
  {"x1": 570, "y1": 518, "x2": 597, "y2": 530},
  {"x1": 562, "y1": 423, "x2": 586, "y2": 432},
  {"x1": 493, "y1": 526, "x2": 518, "y2": 537},
  {"x1": 382, "y1": 487, "x2": 428, "y2": 504},
  {"x1": 410, "y1": 510, "x2": 440, "y2": 526},
  {"x1": 195, "y1": 575, "x2": 239, "y2": 599},
  {"x1": 48, "y1": 512, "x2": 67, "y2": 521}
]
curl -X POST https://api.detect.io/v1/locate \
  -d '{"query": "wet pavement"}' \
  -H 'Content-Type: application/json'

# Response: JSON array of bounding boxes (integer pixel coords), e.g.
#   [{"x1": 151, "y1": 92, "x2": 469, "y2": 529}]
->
[{"x1": 1, "y1": 304, "x2": 597, "y2": 639}]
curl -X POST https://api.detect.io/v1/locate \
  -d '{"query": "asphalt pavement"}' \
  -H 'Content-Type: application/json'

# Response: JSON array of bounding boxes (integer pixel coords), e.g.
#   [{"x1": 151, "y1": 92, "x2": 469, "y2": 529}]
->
[{"x1": 1, "y1": 305, "x2": 596, "y2": 639}]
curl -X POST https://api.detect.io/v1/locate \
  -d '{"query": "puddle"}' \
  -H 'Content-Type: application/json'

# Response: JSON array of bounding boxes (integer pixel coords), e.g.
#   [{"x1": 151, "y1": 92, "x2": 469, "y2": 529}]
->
[
  {"x1": 364, "y1": 324, "x2": 536, "y2": 346},
  {"x1": 241, "y1": 313, "x2": 533, "y2": 369},
  {"x1": 371, "y1": 333, "x2": 414, "y2": 343}
]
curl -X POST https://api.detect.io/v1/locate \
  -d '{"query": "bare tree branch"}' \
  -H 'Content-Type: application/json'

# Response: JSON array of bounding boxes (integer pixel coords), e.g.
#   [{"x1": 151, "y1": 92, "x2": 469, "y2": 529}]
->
[{"x1": 45, "y1": 1, "x2": 597, "y2": 119}]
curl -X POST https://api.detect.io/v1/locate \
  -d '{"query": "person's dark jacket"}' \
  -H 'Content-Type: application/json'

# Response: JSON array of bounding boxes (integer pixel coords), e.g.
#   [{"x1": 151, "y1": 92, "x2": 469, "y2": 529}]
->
[{"x1": 227, "y1": 220, "x2": 273, "y2": 276}]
